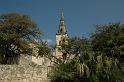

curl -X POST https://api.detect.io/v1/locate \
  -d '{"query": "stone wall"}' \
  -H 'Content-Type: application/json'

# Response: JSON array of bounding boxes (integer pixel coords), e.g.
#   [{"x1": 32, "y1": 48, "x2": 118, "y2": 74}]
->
[
  {"x1": 0, "y1": 65, "x2": 50, "y2": 82},
  {"x1": 0, "y1": 55, "x2": 51, "y2": 82}
]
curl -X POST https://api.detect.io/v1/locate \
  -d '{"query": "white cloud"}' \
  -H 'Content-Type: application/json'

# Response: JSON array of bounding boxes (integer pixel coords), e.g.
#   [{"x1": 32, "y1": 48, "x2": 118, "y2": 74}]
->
[{"x1": 43, "y1": 39, "x2": 52, "y2": 44}]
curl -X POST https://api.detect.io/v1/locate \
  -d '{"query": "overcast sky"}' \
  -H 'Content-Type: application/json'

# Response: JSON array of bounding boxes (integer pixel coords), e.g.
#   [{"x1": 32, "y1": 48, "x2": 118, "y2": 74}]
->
[{"x1": 0, "y1": 0, "x2": 124, "y2": 44}]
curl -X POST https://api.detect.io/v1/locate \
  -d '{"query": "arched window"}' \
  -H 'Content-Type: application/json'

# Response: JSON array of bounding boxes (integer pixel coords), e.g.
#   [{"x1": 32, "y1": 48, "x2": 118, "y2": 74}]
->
[{"x1": 59, "y1": 40, "x2": 62, "y2": 45}]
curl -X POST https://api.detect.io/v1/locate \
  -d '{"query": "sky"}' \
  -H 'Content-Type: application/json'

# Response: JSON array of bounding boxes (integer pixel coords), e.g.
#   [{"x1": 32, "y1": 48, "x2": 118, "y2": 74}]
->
[{"x1": 0, "y1": 0, "x2": 124, "y2": 45}]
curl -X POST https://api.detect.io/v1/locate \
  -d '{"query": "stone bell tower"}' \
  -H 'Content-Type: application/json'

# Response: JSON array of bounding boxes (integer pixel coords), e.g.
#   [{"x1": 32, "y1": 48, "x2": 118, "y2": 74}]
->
[{"x1": 55, "y1": 12, "x2": 68, "y2": 58}]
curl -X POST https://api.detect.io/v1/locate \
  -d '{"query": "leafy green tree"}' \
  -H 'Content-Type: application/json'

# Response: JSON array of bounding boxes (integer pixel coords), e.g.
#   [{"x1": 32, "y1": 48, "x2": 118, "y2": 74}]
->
[
  {"x1": 90, "y1": 23, "x2": 124, "y2": 81},
  {"x1": 38, "y1": 41, "x2": 52, "y2": 58},
  {"x1": 48, "y1": 37, "x2": 90, "y2": 82},
  {"x1": 88, "y1": 52, "x2": 123, "y2": 82},
  {"x1": 38, "y1": 41, "x2": 62, "y2": 64},
  {"x1": 0, "y1": 13, "x2": 41, "y2": 64},
  {"x1": 48, "y1": 58, "x2": 90, "y2": 82},
  {"x1": 61, "y1": 37, "x2": 91, "y2": 60},
  {"x1": 91, "y1": 23, "x2": 124, "y2": 62},
  {"x1": 49, "y1": 37, "x2": 123, "y2": 82}
]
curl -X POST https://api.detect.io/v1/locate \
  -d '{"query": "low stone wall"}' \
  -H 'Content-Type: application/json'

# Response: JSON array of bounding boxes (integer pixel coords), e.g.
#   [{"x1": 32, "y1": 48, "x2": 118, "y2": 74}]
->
[{"x1": 0, "y1": 65, "x2": 50, "y2": 82}]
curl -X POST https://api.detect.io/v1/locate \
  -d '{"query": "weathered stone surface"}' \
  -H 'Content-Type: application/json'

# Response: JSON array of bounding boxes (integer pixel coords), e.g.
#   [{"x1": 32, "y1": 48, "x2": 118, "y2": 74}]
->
[
  {"x1": 0, "y1": 65, "x2": 50, "y2": 82},
  {"x1": 0, "y1": 55, "x2": 51, "y2": 82}
]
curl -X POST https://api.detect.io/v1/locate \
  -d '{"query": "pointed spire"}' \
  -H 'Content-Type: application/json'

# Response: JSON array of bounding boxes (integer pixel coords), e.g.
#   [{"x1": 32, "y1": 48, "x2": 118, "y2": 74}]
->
[
  {"x1": 57, "y1": 10, "x2": 67, "y2": 34},
  {"x1": 60, "y1": 10, "x2": 64, "y2": 21}
]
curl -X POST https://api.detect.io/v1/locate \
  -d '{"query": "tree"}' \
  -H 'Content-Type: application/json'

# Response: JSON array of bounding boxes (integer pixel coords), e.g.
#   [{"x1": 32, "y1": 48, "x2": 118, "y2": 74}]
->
[
  {"x1": 48, "y1": 37, "x2": 91, "y2": 82},
  {"x1": 61, "y1": 37, "x2": 91, "y2": 60},
  {"x1": 0, "y1": 13, "x2": 41, "y2": 64},
  {"x1": 38, "y1": 41, "x2": 52, "y2": 58},
  {"x1": 49, "y1": 37, "x2": 123, "y2": 82},
  {"x1": 91, "y1": 23, "x2": 124, "y2": 62},
  {"x1": 48, "y1": 58, "x2": 90, "y2": 82}
]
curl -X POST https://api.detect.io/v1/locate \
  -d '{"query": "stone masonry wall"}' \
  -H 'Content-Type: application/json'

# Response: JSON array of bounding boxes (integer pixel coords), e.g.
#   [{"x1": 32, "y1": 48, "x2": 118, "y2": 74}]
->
[
  {"x1": 0, "y1": 65, "x2": 50, "y2": 82},
  {"x1": 0, "y1": 55, "x2": 51, "y2": 82}
]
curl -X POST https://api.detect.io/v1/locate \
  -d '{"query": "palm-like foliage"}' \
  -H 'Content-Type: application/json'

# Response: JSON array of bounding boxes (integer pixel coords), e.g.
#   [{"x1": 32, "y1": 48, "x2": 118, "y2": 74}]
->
[
  {"x1": 48, "y1": 58, "x2": 90, "y2": 82},
  {"x1": 49, "y1": 36, "x2": 123, "y2": 82}
]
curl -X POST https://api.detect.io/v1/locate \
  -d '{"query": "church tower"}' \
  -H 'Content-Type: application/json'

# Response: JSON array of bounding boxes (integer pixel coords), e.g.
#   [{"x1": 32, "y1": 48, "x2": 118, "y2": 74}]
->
[{"x1": 55, "y1": 12, "x2": 68, "y2": 58}]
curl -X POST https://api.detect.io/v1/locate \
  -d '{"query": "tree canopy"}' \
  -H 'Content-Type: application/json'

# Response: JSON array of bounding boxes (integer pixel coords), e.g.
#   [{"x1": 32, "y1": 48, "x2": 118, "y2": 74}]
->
[
  {"x1": 0, "y1": 13, "x2": 41, "y2": 64},
  {"x1": 91, "y1": 23, "x2": 124, "y2": 62},
  {"x1": 49, "y1": 23, "x2": 124, "y2": 82}
]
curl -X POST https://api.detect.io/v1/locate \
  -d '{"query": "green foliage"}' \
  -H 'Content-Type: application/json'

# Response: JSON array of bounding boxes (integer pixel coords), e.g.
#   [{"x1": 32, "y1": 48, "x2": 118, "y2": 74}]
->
[
  {"x1": 38, "y1": 41, "x2": 52, "y2": 58},
  {"x1": 89, "y1": 53, "x2": 122, "y2": 82},
  {"x1": 90, "y1": 23, "x2": 124, "y2": 81},
  {"x1": 61, "y1": 37, "x2": 91, "y2": 60},
  {"x1": 49, "y1": 37, "x2": 90, "y2": 82},
  {"x1": 49, "y1": 35, "x2": 123, "y2": 82},
  {"x1": 48, "y1": 59, "x2": 84, "y2": 82},
  {"x1": 0, "y1": 13, "x2": 41, "y2": 64},
  {"x1": 38, "y1": 41, "x2": 62, "y2": 64},
  {"x1": 91, "y1": 23, "x2": 124, "y2": 61}
]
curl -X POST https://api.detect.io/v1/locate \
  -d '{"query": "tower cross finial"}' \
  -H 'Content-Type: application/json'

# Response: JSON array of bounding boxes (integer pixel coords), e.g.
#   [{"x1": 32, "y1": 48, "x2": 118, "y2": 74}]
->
[
  {"x1": 61, "y1": 9, "x2": 64, "y2": 17},
  {"x1": 60, "y1": 9, "x2": 64, "y2": 21}
]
